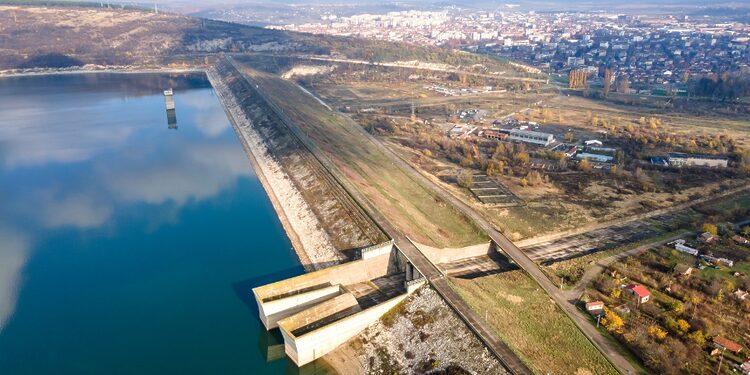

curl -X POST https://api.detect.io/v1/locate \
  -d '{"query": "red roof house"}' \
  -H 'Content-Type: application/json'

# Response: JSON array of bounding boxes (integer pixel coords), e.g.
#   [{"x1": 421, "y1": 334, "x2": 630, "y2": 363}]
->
[
  {"x1": 586, "y1": 301, "x2": 604, "y2": 312},
  {"x1": 624, "y1": 284, "x2": 651, "y2": 304},
  {"x1": 713, "y1": 336, "x2": 743, "y2": 354}
]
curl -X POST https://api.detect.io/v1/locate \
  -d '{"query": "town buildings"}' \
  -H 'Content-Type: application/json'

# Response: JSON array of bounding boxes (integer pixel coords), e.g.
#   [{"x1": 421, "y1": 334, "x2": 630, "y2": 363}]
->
[{"x1": 276, "y1": 9, "x2": 749, "y2": 91}]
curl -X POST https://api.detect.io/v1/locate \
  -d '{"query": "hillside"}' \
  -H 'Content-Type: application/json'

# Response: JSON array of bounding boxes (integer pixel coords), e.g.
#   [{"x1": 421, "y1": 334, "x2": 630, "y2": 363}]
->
[{"x1": 0, "y1": 4, "x2": 514, "y2": 72}]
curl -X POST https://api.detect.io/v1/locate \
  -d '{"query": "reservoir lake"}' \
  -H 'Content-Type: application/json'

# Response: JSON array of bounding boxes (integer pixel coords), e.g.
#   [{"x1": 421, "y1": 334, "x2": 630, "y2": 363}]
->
[{"x1": 0, "y1": 73, "x2": 328, "y2": 374}]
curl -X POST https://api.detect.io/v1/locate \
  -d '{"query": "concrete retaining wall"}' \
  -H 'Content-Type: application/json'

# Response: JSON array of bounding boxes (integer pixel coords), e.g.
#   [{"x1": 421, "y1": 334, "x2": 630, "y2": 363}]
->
[
  {"x1": 280, "y1": 293, "x2": 409, "y2": 366},
  {"x1": 254, "y1": 252, "x2": 391, "y2": 301},
  {"x1": 361, "y1": 240, "x2": 394, "y2": 260},
  {"x1": 412, "y1": 240, "x2": 492, "y2": 264},
  {"x1": 256, "y1": 285, "x2": 342, "y2": 329},
  {"x1": 254, "y1": 252, "x2": 393, "y2": 329}
]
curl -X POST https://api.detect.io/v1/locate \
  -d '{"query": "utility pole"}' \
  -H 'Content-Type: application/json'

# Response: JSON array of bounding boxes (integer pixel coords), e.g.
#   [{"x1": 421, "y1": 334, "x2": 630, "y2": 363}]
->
[{"x1": 716, "y1": 347, "x2": 726, "y2": 374}]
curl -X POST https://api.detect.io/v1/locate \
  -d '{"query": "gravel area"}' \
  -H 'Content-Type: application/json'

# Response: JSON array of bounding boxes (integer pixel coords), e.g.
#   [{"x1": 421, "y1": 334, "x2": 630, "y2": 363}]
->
[{"x1": 355, "y1": 287, "x2": 508, "y2": 375}]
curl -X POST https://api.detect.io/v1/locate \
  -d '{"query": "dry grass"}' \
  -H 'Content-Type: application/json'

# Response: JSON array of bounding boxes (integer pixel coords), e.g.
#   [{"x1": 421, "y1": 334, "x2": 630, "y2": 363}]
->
[
  {"x1": 451, "y1": 271, "x2": 619, "y2": 375},
  {"x1": 235, "y1": 61, "x2": 486, "y2": 247}
]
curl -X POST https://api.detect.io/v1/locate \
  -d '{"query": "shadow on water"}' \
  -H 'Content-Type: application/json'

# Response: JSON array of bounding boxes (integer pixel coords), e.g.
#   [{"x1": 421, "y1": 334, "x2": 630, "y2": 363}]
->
[{"x1": 233, "y1": 265, "x2": 337, "y2": 375}]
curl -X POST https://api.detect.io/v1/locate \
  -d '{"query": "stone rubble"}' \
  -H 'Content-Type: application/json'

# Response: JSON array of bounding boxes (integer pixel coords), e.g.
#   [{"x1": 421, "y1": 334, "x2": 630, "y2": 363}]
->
[{"x1": 358, "y1": 287, "x2": 509, "y2": 375}]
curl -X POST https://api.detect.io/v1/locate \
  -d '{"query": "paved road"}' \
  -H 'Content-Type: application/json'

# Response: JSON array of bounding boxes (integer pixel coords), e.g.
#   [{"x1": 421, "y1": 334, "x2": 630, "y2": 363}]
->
[
  {"x1": 225, "y1": 57, "x2": 533, "y2": 375},
  {"x1": 338, "y1": 110, "x2": 639, "y2": 374}
]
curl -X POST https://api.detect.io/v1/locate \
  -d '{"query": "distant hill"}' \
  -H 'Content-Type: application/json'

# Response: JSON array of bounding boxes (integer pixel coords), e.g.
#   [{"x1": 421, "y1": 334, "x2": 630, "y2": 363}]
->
[{"x1": 0, "y1": 3, "x2": 511, "y2": 71}]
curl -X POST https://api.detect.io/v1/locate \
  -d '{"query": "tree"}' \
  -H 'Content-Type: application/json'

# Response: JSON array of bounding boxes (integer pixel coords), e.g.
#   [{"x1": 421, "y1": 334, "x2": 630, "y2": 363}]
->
[
  {"x1": 513, "y1": 152, "x2": 530, "y2": 165},
  {"x1": 610, "y1": 288, "x2": 621, "y2": 299},
  {"x1": 742, "y1": 226, "x2": 750, "y2": 236},
  {"x1": 564, "y1": 131, "x2": 574, "y2": 142},
  {"x1": 702, "y1": 223, "x2": 718, "y2": 235},
  {"x1": 676, "y1": 319, "x2": 690, "y2": 335},
  {"x1": 578, "y1": 159, "x2": 592, "y2": 172},
  {"x1": 669, "y1": 301, "x2": 684, "y2": 314},
  {"x1": 457, "y1": 170, "x2": 473, "y2": 188},
  {"x1": 486, "y1": 160, "x2": 504, "y2": 177},
  {"x1": 493, "y1": 143, "x2": 507, "y2": 159},
  {"x1": 617, "y1": 74, "x2": 630, "y2": 94},
  {"x1": 648, "y1": 325, "x2": 668, "y2": 340},
  {"x1": 687, "y1": 330, "x2": 705, "y2": 347},
  {"x1": 601, "y1": 307, "x2": 624, "y2": 333}
]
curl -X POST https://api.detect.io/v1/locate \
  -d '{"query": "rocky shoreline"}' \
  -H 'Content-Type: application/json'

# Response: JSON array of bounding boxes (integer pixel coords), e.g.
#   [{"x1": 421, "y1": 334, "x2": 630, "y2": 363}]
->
[{"x1": 207, "y1": 67, "x2": 342, "y2": 271}]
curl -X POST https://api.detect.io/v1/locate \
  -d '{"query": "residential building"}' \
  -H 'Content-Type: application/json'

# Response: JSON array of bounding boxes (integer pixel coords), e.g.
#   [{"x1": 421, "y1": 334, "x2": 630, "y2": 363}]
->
[
  {"x1": 713, "y1": 336, "x2": 743, "y2": 354},
  {"x1": 586, "y1": 301, "x2": 604, "y2": 312},
  {"x1": 624, "y1": 284, "x2": 651, "y2": 304}
]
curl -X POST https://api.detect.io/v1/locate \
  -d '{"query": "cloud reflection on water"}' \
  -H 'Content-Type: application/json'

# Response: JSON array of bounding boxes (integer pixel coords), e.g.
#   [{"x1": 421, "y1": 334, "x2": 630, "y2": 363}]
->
[
  {"x1": 0, "y1": 228, "x2": 29, "y2": 333},
  {"x1": 0, "y1": 75, "x2": 249, "y2": 331}
]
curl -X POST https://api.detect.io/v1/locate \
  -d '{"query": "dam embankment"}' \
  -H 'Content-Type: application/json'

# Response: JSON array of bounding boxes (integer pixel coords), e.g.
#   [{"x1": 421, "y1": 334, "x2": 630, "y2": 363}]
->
[{"x1": 208, "y1": 62, "x2": 387, "y2": 270}]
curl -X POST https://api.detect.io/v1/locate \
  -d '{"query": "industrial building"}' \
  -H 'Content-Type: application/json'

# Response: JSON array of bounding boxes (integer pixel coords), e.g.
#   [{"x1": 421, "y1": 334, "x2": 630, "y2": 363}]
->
[
  {"x1": 504, "y1": 128, "x2": 555, "y2": 146},
  {"x1": 667, "y1": 152, "x2": 728, "y2": 168}
]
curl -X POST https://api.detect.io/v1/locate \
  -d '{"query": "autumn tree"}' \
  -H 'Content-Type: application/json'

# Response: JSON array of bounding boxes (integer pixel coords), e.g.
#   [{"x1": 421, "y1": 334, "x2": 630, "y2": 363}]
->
[
  {"x1": 617, "y1": 74, "x2": 630, "y2": 93},
  {"x1": 578, "y1": 159, "x2": 592, "y2": 172},
  {"x1": 564, "y1": 131, "x2": 574, "y2": 142},
  {"x1": 687, "y1": 330, "x2": 705, "y2": 347},
  {"x1": 513, "y1": 152, "x2": 530, "y2": 165},
  {"x1": 601, "y1": 307, "x2": 624, "y2": 333},
  {"x1": 702, "y1": 223, "x2": 718, "y2": 235},
  {"x1": 648, "y1": 325, "x2": 668, "y2": 340},
  {"x1": 457, "y1": 170, "x2": 473, "y2": 188},
  {"x1": 676, "y1": 319, "x2": 690, "y2": 335}
]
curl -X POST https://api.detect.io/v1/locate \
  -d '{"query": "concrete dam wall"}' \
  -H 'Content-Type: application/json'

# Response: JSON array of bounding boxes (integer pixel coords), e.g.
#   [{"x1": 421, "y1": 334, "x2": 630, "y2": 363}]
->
[{"x1": 252, "y1": 241, "x2": 425, "y2": 366}]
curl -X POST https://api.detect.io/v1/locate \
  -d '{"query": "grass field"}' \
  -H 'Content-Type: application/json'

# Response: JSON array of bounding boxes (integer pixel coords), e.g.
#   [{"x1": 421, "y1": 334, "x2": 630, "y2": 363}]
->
[
  {"x1": 450, "y1": 271, "x2": 619, "y2": 375},
  {"x1": 234, "y1": 59, "x2": 486, "y2": 247}
]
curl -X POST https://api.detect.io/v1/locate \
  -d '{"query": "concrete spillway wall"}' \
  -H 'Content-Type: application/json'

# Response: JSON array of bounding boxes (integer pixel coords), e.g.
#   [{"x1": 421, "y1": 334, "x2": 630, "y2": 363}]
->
[
  {"x1": 279, "y1": 291, "x2": 412, "y2": 366},
  {"x1": 252, "y1": 240, "x2": 426, "y2": 366},
  {"x1": 412, "y1": 240, "x2": 493, "y2": 264},
  {"x1": 253, "y1": 242, "x2": 395, "y2": 329}
]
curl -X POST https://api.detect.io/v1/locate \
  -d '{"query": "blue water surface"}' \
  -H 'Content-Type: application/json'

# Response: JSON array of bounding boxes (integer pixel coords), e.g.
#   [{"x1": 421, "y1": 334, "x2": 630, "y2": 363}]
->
[{"x1": 0, "y1": 73, "x2": 326, "y2": 374}]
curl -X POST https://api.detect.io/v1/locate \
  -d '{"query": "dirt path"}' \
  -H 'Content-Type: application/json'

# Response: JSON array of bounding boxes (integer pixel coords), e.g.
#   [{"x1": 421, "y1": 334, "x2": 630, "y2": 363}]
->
[
  {"x1": 516, "y1": 183, "x2": 750, "y2": 249},
  {"x1": 563, "y1": 231, "x2": 693, "y2": 300}
]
